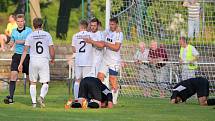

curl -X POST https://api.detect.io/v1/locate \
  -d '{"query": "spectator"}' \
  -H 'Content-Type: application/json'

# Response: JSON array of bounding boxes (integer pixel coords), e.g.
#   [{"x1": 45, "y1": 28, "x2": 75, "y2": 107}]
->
[
  {"x1": 0, "y1": 15, "x2": 17, "y2": 51},
  {"x1": 183, "y1": 0, "x2": 201, "y2": 39},
  {"x1": 134, "y1": 42, "x2": 152, "y2": 97},
  {"x1": 179, "y1": 36, "x2": 199, "y2": 80},
  {"x1": 148, "y1": 40, "x2": 169, "y2": 98}
]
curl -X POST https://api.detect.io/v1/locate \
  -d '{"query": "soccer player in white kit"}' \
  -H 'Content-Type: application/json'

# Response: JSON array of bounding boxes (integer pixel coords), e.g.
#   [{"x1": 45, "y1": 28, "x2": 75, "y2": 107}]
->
[
  {"x1": 18, "y1": 18, "x2": 55, "y2": 108},
  {"x1": 97, "y1": 17, "x2": 123, "y2": 104},
  {"x1": 72, "y1": 20, "x2": 93, "y2": 100},
  {"x1": 83, "y1": 18, "x2": 105, "y2": 77}
]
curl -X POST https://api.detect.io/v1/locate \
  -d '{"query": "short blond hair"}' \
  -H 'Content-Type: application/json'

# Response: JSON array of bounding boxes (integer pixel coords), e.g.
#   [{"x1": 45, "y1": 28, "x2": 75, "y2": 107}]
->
[{"x1": 16, "y1": 14, "x2": 25, "y2": 20}]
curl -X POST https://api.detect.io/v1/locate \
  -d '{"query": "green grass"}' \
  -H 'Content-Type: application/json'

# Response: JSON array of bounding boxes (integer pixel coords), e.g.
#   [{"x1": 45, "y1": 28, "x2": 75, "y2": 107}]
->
[{"x1": 0, "y1": 81, "x2": 214, "y2": 121}]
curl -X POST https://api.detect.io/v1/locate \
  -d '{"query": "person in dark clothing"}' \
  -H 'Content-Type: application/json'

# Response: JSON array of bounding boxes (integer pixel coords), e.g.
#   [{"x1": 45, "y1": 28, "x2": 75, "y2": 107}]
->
[{"x1": 171, "y1": 77, "x2": 215, "y2": 106}]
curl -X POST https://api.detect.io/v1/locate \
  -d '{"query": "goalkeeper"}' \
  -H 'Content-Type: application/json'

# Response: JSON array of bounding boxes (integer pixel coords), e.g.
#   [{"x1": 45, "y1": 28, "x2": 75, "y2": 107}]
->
[
  {"x1": 171, "y1": 77, "x2": 215, "y2": 106},
  {"x1": 72, "y1": 77, "x2": 113, "y2": 109}
]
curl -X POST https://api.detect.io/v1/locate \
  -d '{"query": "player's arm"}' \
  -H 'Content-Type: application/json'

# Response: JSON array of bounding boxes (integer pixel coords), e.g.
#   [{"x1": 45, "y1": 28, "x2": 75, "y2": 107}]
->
[
  {"x1": 15, "y1": 40, "x2": 25, "y2": 44},
  {"x1": 104, "y1": 42, "x2": 121, "y2": 52},
  {"x1": 18, "y1": 45, "x2": 29, "y2": 72},
  {"x1": 49, "y1": 45, "x2": 55, "y2": 63},
  {"x1": 84, "y1": 38, "x2": 105, "y2": 48}
]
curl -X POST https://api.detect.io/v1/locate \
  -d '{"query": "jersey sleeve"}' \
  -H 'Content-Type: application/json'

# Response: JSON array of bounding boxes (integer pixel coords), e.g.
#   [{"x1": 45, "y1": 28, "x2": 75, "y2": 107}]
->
[
  {"x1": 72, "y1": 34, "x2": 76, "y2": 47},
  {"x1": 25, "y1": 34, "x2": 30, "y2": 46},
  {"x1": 48, "y1": 33, "x2": 54, "y2": 46},
  {"x1": 115, "y1": 32, "x2": 123, "y2": 43}
]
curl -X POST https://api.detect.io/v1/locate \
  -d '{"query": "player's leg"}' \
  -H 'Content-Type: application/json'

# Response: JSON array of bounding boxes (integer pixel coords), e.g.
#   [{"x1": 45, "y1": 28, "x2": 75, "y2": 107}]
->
[
  {"x1": 109, "y1": 65, "x2": 119, "y2": 104},
  {"x1": 74, "y1": 66, "x2": 82, "y2": 100},
  {"x1": 97, "y1": 60, "x2": 108, "y2": 82},
  {"x1": 188, "y1": 19, "x2": 194, "y2": 39},
  {"x1": 28, "y1": 59, "x2": 38, "y2": 108},
  {"x1": 4, "y1": 54, "x2": 20, "y2": 104},
  {"x1": 87, "y1": 78, "x2": 102, "y2": 108},
  {"x1": 73, "y1": 78, "x2": 88, "y2": 108},
  {"x1": 38, "y1": 59, "x2": 50, "y2": 108},
  {"x1": 197, "y1": 78, "x2": 210, "y2": 106}
]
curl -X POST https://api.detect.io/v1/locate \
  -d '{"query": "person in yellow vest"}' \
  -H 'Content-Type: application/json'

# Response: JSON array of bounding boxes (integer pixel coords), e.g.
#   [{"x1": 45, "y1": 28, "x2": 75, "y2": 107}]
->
[
  {"x1": 179, "y1": 36, "x2": 199, "y2": 80},
  {"x1": 0, "y1": 15, "x2": 17, "y2": 51}
]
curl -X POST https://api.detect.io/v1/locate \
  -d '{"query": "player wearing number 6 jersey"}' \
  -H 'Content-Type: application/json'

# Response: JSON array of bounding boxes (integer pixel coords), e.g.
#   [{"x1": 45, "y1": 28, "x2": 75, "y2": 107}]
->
[
  {"x1": 18, "y1": 18, "x2": 55, "y2": 108},
  {"x1": 72, "y1": 20, "x2": 93, "y2": 100}
]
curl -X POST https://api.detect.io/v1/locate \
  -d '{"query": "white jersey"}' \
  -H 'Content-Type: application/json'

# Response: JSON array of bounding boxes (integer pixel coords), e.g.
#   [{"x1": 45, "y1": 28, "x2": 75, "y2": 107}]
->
[
  {"x1": 103, "y1": 29, "x2": 123, "y2": 65},
  {"x1": 90, "y1": 31, "x2": 104, "y2": 66},
  {"x1": 25, "y1": 30, "x2": 53, "y2": 60},
  {"x1": 72, "y1": 31, "x2": 93, "y2": 66}
]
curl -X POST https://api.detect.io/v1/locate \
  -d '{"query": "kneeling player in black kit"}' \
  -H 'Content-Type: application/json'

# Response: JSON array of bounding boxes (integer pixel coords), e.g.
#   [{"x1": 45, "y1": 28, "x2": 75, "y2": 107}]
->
[
  {"x1": 72, "y1": 77, "x2": 113, "y2": 109},
  {"x1": 171, "y1": 77, "x2": 215, "y2": 106}
]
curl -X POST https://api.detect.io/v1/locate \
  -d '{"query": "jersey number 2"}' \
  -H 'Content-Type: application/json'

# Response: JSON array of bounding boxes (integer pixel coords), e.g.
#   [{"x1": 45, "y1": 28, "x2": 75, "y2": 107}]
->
[
  {"x1": 79, "y1": 41, "x2": 86, "y2": 53},
  {"x1": 36, "y1": 41, "x2": 43, "y2": 54}
]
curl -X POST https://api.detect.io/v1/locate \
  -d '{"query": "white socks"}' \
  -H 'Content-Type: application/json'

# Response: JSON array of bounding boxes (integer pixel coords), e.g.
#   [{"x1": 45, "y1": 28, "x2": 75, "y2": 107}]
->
[
  {"x1": 30, "y1": 84, "x2": 49, "y2": 104},
  {"x1": 30, "y1": 85, "x2": 37, "y2": 104},
  {"x1": 40, "y1": 84, "x2": 49, "y2": 99},
  {"x1": 74, "y1": 81, "x2": 80, "y2": 100},
  {"x1": 112, "y1": 89, "x2": 119, "y2": 105}
]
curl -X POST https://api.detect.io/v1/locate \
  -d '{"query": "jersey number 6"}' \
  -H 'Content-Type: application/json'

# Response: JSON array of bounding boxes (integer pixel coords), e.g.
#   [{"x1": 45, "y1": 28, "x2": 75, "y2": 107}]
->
[{"x1": 36, "y1": 41, "x2": 44, "y2": 54}]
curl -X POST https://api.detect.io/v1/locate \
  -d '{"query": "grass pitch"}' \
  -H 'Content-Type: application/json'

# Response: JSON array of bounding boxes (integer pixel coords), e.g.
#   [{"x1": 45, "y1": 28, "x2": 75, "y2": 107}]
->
[{"x1": 0, "y1": 81, "x2": 214, "y2": 121}]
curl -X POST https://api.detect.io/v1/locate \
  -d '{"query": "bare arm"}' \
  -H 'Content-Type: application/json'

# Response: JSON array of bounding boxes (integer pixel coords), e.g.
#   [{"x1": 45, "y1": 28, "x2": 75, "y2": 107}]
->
[
  {"x1": 18, "y1": 46, "x2": 29, "y2": 72},
  {"x1": 84, "y1": 38, "x2": 105, "y2": 49},
  {"x1": 49, "y1": 45, "x2": 55, "y2": 63},
  {"x1": 72, "y1": 46, "x2": 76, "y2": 53},
  {"x1": 15, "y1": 40, "x2": 25, "y2": 44},
  {"x1": 104, "y1": 42, "x2": 121, "y2": 52}
]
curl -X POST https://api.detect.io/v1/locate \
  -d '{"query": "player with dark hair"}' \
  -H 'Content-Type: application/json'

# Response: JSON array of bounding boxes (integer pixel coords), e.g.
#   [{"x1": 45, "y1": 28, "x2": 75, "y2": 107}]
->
[
  {"x1": 170, "y1": 77, "x2": 215, "y2": 106},
  {"x1": 72, "y1": 77, "x2": 113, "y2": 109},
  {"x1": 4, "y1": 14, "x2": 32, "y2": 104},
  {"x1": 97, "y1": 17, "x2": 123, "y2": 104},
  {"x1": 18, "y1": 17, "x2": 55, "y2": 108},
  {"x1": 83, "y1": 18, "x2": 105, "y2": 77}
]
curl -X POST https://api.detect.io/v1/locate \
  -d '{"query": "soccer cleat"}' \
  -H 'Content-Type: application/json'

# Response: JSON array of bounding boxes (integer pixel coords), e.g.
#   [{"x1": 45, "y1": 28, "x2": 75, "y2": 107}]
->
[
  {"x1": 32, "y1": 103, "x2": 37, "y2": 108},
  {"x1": 3, "y1": 96, "x2": 14, "y2": 104},
  {"x1": 37, "y1": 96, "x2": 45, "y2": 108}
]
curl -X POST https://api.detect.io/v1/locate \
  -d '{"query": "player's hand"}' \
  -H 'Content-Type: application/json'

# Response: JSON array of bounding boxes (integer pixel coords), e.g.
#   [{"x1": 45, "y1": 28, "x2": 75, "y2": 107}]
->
[
  {"x1": 50, "y1": 59, "x2": 55, "y2": 64},
  {"x1": 18, "y1": 64, "x2": 23, "y2": 72},
  {"x1": 107, "y1": 101, "x2": 113, "y2": 108},
  {"x1": 116, "y1": 26, "x2": 122, "y2": 33}
]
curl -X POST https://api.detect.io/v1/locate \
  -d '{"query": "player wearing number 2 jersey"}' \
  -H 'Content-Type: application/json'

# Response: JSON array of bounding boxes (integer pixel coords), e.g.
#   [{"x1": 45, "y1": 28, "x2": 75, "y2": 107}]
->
[
  {"x1": 18, "y1": 18, "x2": 55, "y2": 108},
  {"x1": 72, "y1": 20, "x2": 93, "y2": 100}
]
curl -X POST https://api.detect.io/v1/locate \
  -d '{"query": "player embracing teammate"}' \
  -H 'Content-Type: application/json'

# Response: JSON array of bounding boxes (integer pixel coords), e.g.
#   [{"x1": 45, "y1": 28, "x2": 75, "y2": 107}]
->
[{"x1": 71, "y1": 17, "x2": 123, "y2": 108}]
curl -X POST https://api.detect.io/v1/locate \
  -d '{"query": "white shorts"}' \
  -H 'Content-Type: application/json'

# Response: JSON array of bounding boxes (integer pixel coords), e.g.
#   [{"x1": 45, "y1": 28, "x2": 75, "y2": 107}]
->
[
  {"x1": 29, "y1": 58, "x2": 50, "y2": 83},
  {"x1": 98, "y1": 60, "x2": 120, "y2": 76},
  {"x1": 75, "y1": 66, "x2": 93, "y2": 80}
]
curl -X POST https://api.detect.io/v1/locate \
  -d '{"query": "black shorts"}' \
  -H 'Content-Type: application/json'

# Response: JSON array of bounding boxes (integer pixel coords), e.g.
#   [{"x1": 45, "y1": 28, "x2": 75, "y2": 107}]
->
[
  {"x1": 196, "y1": 77, "x2": 209, "y2": 97},
  {"x1": 78, "y1": 77, "x2": 102, "y2": 101},
  {"x1": 11, "y1": 53, "x2": 30, "y2": 75}
]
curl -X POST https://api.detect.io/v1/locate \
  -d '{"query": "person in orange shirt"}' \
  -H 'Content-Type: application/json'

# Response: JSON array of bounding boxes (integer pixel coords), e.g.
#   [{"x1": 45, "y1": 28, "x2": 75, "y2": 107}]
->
[{"x1": 0, "y1": 15, "x2": 17, "y2": 51}]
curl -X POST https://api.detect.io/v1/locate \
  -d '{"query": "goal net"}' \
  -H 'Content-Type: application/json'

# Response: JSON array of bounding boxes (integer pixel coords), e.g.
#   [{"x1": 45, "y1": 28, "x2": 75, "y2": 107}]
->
[{"x1": 110, "y1": 0, "x2": 215, "y2": 97}]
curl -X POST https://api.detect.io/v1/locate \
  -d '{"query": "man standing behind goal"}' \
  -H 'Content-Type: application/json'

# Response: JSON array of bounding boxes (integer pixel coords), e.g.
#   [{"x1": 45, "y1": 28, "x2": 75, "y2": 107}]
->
[
  {"x1": 97, "y1": 17, "x2": 123, "y2": 104},
  {"x1": 72, "y1": 20, "x2": 93, "y2": 100},
  {"x1": 18, "y1": 18, "x2": 55, "y2": 108}
]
